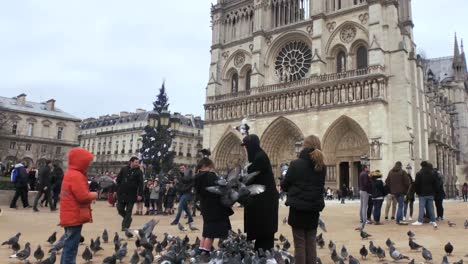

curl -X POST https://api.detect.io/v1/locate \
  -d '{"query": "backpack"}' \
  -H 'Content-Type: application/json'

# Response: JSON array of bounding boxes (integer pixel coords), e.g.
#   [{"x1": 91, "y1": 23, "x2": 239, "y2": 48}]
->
[{"x1": 10, "y1": 168, "x2": 18, "y2": 183}]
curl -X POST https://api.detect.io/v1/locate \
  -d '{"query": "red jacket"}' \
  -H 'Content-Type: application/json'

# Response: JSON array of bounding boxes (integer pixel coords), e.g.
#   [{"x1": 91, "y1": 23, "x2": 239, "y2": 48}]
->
[{"x1": 60, "y1": 148, "x2": 97, "y2": 227}]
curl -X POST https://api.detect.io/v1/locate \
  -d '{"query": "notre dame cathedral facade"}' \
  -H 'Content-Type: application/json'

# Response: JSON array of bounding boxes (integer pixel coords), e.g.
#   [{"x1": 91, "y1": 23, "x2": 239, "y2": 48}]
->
[{"x1": 203, "y1": 0, "x2": 468, "y2": 197}]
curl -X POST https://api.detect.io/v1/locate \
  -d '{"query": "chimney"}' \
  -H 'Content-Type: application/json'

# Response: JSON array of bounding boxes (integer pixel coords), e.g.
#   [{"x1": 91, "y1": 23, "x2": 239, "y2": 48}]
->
[
  {"x1": 46, "y1": 99, "x2": 56, "y2": 111},
  {"x1": 135, "y1": 108, "x2": 146, "y2": 113},
  {"x1": 120, "y1": 111, "x2": 129, "y2": 117},
  {"x1": 16, "y1": 93, "x2": 27, "y2": 106}
]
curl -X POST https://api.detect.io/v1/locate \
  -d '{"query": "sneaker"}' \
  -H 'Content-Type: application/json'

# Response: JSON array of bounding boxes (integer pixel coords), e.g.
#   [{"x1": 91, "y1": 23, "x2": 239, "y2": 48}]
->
[
  {"x1": 403, "y1": 217, "x2": 406, "y2": 221},
  {"x1": 366, "y1": 220, "x2": 372, "y2": 224},
  {"x1": 431, "y1": 222, "x2": 438, "y2": 228},
  {"x1": 398, "y1": 221, "x2": 409, "y2": 225},
  {"x1": 391, "y1": 217, "x2": 395, "y2": 220},
  {"x1": 408, "y1": 217, "x2": 412, "y2": 221},
  {"x1": 411, "y1": 221, "x2": 423, "y2": 226}
]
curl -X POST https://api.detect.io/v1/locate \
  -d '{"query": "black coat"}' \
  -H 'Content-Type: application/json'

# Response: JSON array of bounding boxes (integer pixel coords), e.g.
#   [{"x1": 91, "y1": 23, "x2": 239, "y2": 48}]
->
[
  {"x1": 37, "y1": 165, "x2": 52, "y2": 190},
  {"x1": 116, "y1": 166, "x2": 144, "y2": 203},
  {"x1": 175, "y1": 173, "x2": 194, "y2": 195},
  {"x1": 371, "y1": 177, "x2": 386, "y2": 199},
  {"x1": 415, "y1": 167, "x2": 437, "y2": 197},
  {"x1": 194, "y1": 171, "x2": 233, "y2": 222},
  {"x1": 243, "y1": 135, "x2": 279, "y2": 240},
  {"x1": 434, "y1": 172, "x2": 446, "y2": 200},
  {"x1": 281, "y1": 149, "x2": 325, "y2": 229},
  {"x1": 51, "y1": 167, "x2": 64, "y2": 192}
]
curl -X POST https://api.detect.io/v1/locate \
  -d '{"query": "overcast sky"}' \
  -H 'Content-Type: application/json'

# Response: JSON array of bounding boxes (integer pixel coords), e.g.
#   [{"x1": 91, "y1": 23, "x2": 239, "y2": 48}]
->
[{"x1": 0, "y1": 0, "x2": 467, "y2": 119}]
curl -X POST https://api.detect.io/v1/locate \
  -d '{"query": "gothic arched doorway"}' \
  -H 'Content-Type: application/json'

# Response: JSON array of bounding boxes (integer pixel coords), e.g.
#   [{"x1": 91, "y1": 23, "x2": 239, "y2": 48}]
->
[
  {"x1": 261, "y1": 117, "x2": 304, "y2": 179},
  {"x1": 322, "y1": 116, "x2": 369, "y2": 191},
  {"x1": 213, "y1": 131, "x2": 246, "y2": 174}
]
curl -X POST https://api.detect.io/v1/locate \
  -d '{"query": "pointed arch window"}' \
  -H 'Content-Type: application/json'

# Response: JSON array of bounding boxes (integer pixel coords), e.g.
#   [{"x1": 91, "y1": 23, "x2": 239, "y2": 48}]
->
[
  {"x1": 336, "y1": 50, "x2": 347, "y2": 73},
  {"x1": 245, "y1": 70, "x2": 252, "y2": 91},
  {"x1": 356, "y1": 46, "x2": 368, "y2": 70},
  {"x1": 231, "y1": 73, "x2": 239, "y2": 93}
]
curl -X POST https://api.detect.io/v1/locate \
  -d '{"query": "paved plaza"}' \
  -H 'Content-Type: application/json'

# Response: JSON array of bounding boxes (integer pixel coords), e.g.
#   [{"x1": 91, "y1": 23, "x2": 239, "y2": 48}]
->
[{"x1": 1, "y1": 200, "x2": 467, "y2": 263}]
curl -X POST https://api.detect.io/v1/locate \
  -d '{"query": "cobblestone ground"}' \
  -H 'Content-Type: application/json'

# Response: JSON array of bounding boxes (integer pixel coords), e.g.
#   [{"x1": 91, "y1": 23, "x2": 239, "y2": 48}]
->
[{"x1": 1, "y1": 200, "x2": 467, "y2": 263}]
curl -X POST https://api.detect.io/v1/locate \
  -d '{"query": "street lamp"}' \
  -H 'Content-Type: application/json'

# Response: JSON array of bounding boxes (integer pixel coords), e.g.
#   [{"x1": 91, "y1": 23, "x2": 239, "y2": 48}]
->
[
  {"x1": 170, "y1": 115, "x2": 181, "y2": 131},
  {"x1": 160, "y1": 111, "x2": 171, "y2": 127},
  {"x1": 360, "y1": 154, "x2": 370, "y2": 167},
  {"x1": 406, "y1": 163, "x2": 412, "y2": 175},
  {"x1": 148, "y1": 113, "x2": 159, "y2": 128}
]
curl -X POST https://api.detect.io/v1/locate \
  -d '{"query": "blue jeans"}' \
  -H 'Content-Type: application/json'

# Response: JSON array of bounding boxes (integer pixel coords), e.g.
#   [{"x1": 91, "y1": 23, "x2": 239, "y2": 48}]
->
[
  {"x1": 418, "y1": 196, "x2": 436, "y2": 223},
  {"x1": 395, "y1": 194, "x2": 405, "y2": 223},
  {"x1": 172, "y1": 193, "x2": 193, "y2": 224},
  {"x1": 372, "y1": 199, "x2": 383, "y2": 222},
  {"x1": 359, "y1": 191, "x2": 369, "y2": 224},
  {"x1": 61, "y1": 225, "x2": 82, "y2": 264}
]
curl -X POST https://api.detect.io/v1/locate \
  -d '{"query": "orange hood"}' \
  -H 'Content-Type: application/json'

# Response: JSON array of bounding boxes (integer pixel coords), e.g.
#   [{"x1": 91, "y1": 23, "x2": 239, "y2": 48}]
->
[{"x1": 68, "y1": 148, "x2": 94, "y2": 174}]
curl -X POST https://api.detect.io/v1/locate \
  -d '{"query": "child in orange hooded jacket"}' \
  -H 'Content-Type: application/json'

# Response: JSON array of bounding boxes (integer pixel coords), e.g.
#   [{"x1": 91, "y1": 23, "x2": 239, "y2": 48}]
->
[{"x1": 59, "y1": 148, "x2": 97, "y2": 264}]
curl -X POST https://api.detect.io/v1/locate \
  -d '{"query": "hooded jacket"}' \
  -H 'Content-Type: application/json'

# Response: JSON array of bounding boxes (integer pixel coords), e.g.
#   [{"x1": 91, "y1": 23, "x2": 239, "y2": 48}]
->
[
  {"x1": 59, "y1": 148, "x2": 97, "y2": 227},
  {"x1": 385, "y1": 164, "x2": 410, "y2": 195},
  {"x1": 12, "y1": 163, "x2": 28, "y2": 188}
]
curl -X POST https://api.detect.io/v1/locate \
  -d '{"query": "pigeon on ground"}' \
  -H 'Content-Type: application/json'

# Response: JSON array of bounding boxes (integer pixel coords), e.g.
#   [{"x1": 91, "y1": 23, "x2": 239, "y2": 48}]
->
[
  {"x1": 376, "y1": 246, "x2": 385, "y2": 260},
  {"x1": 422, "y1": 247, "x2": 432, "y2": 262},
  {"x1": 389, "y1": 246, "x2": 409, "y2": 261},
  {"x1": 441, "y1": 255, "x2": 449, "y2": 264},
  {"x1": 49, "y1": 233, "x2": 67, "y2": 253},
  {"x1": 103, "y1": 229, "x2": 109, "y2": 243},
  {"x1": 340, "y1": 245, "x2": 348, "y2": 260},
  {"x1": 178, "y1": 222, "x2": 187, "y2": 232},
  {"x1": 360, "y1": 230, "x2": 371, "y2": 240},
  {"x1": 47, "y1": 232, "x2": 57, "y2": 245},
  {"x1": 331, "y1": 249, "x2": 343, "y2": 263},
  {"x1": 409, "y1": 238, "x2": 422, "y2": 250},
  {"x1": 9, "y1": 242, "x2": 30, "y2": 261},
  {"x1": 189, "y1": 223, "x2": 199, "y2": 231},
  {"x1": 115, "y1": 242, "x2": 128, "y2": 262},
  {"x1": 408, "y1": 259, "x2": 415, "y2": 264},
  {"x1": 102, "y1": 254, "x2": 117, "y2": 264},
  {"x1": 328, "y1": 240, "x2": 336, "y2": 253},
  {"x1": 82, "y1": 246, "x2": 93, "y2": 262},
  {"x1": 33, "y1": 245, "x2": 44, "y2": 262},
  {"x1": 316, "y1": 234, "x2": 325, "y2": 249},
  {"x1": 359, "y1": 245, "x2": 368, "y2": 259},
  {"x1": 41, "y1": 251, "x2": 57, "y2": 264},
  {"x1": 385, "y1": 238, "x2": 395, "y2": 248},
  {"x1": 464, "y1": 220, "x2": 468, "y2": 229},
  {"x1": 2, "y1": 232, "x2": 21, "y2": 247},
  {"x1": 125, "y1": 229, "x2": 134, "y2": 239},
  {"x1": 113, "y1": 232, "x2": 120, "y2": 245},
  {"x1": 407, "y1": 230, "x2": 415, "y2": 239},
  {"x1": 90, "y1": 238, "x2": 103, "y2": 254},
  {"x1": 444, "y1": 242, "x2": 454, "y2": 256},
  {"x1": 318, "y1": 218, "x2": 327, "y2": 232},
  {"x1": 453, "y1": 259, "x2": 463, "y2": 264},
  {"x1": 129, "y1": 249, "x2": 140, "y2": 264},
  {"x1": 349, "y1": 255, "x2": 360, "y2": 264},
  {"x1": 448, "y1": 221, "x2": 456, "y2": 227},
  {"x1": 369, "y1": 241, "x2": 377, "y2": 256}
]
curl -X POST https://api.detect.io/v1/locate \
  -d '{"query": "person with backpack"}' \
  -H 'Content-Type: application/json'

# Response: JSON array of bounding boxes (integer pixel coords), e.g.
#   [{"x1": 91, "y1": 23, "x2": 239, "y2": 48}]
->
[
  {"x1": 433, "y1": 168, "x2": 446, "y2": 221},
  {"x1": 9, "y1": 162, "x2": 30, "y2": 209},
  {"x1": 462, "y1": 183, "x2": 468, "y2": 202}
]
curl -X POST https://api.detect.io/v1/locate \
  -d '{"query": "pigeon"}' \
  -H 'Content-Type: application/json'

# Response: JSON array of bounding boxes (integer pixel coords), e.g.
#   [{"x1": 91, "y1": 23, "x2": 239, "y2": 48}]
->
[
  {"x1": 444, "y1": 242, "x2": 453, "y2": 256},
  {"x1": 359, "y1": 245, "x2": 368, "y2": 259},
  {"x1": 408, "y1": 259, "x2": 415, "y2": 264},
  {"x1": 33, "y1": 245, "x2": 44, "y2": 262},
  {"x1": 129, "y1": 249, "x2": 140, "y2": 264},
  {"x1": 340, "y1": 245, "x2": 348, "y2": 260},
  {"x1": 103, "y1": 229, "x2": 109, "y2": 243},
  {"x1": 125, "y1": 229, "x2": 134, "y2": 239},
  {"x1": 448, "y1": 221, "x2": 456, "y2": 227},
  {"x1": 328, "y1": 240, "x2": 336, "y2": 253},
  {"x1": 279, "y1": 234, "x2": 287, "y2": 243},
  {"x1": 2, "y1": 232, "x2": 21, "y2": 247},
  {"x1": 422, "y1": 247, "x2": 432, "y2": 262},
  {"x1": 41, "y1": 251, "x2": 57, "y2": 264},
  {"x1": 385, "y1": 238, "x2": 395, "y2": 248},
  {"x1": 115, "y1": 242, "x2": 128, "y2": 262},
  {"x1": 360, "y1": 230, "x2": 371, "y2": 240},
  {"x1": 283, "y1": 217, "x2": 287, "y2": 225},
  {"x1": 389, "y1": 246, "x2": 409, "y2": 261},
  {"x1": 441, "y1": 255, "x2": 449, "y2": 264},
  {"x1": 90, "y1": 238, "x2": 103, "y2": 254},
  {"x1": 47, "y1": 232, "x2": 57, "y2": 245},
  {"x1": 316, "y1": 234, "x2": 325, "y2": 249},
  {"x1": 178, "y1": 222, "x2": 187, "y2": 232},
  {"x1": 331, "y1": 249, "x2": 343, "y2": 263},
  {"x1": 113, "y1": 232, "x2": 120, "y2": 245},
  {"x1": 376, "y1": 246, "x2": 385, "y2": 260},
  {"x1": 318, "y1": 218, "x2": 327, "y2": 232},
  {"x1": 80, "y1": 235, "x2": 85, "y2": 244},
  {"x1": 464, "y1": 220, "x2": 468, "y2": 229},
  {"x1": 82, "y1": 246, "x2": 93, "y2": 262},
  {"x1": 407, "y1": 230, "x2": 415, "y2": 239},
  {"x1": 349, "y1": 255, "x2": 361, "y2": 264},
  {"x1": 188, "y1": 223, "x2": 199, "y2": 231},
  {"x1": 453, "y1": 259, "x2": 463, "y2": 264},
  {"x1": 9, "y1": 242, "x2": 30, "y2": 261},
  {"x1": 102, "y1": 254, "x2": 117, "y2": 264},
  {"x1": 49, "y1": 233, "x2": 67, "y2": 253},
  {"x1": 369, "y1": 241, "x2": 377, "y2": 256},
  {"x1": 409, "y1": 238, "x2": 422, "y2": 251},
  {"x1": 283, "y1": 240, "x2": 291, "y2": 251},
  {"x1": 11, "y1": 241, "x2": 20, "y2": 254}
]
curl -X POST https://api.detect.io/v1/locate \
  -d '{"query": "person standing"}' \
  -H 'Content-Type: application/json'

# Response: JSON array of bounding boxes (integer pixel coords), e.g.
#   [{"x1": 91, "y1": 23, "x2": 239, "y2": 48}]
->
[
  {"x1": 340, "y1": 184, "x2": 347, "y2": 204},
  {"x1": 28, "y1": 167, "x2": 37, "y2": 191},
  {"x1": 51, "y1": 164, "x2": 64, "y2": 209},
  {"x1": 150, "y1": 180, "x2": 161, "y2": 215},
  {"x1": 164, "y1": 181, "x2": 176, "y2": 215},
  {"x1": 242, "y1": 134, "x2": 279, "y2": 252},
  {"x1": 281, "y1": 135, "x2": 325, "y2": 264},
  {"x1": 59, "y1": 148, "x2": 97, "y2": 264},
  {"x1": 404, "y1": 173, "x2": 415, "y2": 221},
  {"x1": 358, "y1": 165, "x2": 371, "y2": 226},
  {"x1": 385, "y1": 161, "x2": 410, "y2": 225},
  {"x1": 412, "y1": 161, "x2": 438, "y2": 227},
  {"x1": 116, "y1": 157, "x2": 144, "y2": 231},
  {"x1": 9, "y1": 162, "x2": 30, "y2": 209},
  {"x1": 462, "y1": 183, "x2": 468, "y2": 202},
  {"x1": 170, "y1": 165, "x2": 194, "y2": 225},
  {"x1": 33, "y1": 160, "x2": 55, "y2": 212},
  {"x1": 384, "y1": 194, "x2": 397, "y2": 221},
  {"x1": 370, "y1": 170, "x2": 386, "y2": 225},
  {"x1": 433, "y1": 168, "x2": 445, "y2": 221}
]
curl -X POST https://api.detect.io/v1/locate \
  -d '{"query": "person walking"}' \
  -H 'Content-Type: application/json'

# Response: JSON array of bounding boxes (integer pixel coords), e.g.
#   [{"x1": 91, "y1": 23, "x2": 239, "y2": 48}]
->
[
  {"x1": 116, "y1": 157, "x2": 144, "y2": 231},
  {"x1": 59, "y1": 148, "x2": 97, "y2": 264},
  {"x1": 242, "y1": 134, "x2": 279, "y2": 252},
  {"x1": 170, "y1": 165, "x2": 194, "y2": 225},
  {"x1": 433, "y1": 168, "x2": 445, "y2": 221},
  {"x1": 281, "y1": 135, "x2": 326, "y2": 264},
  {"x1": 9, "y1": 162, "x2": 30, "y2": 209},
  {"x1": 28, "y1": 167, "x2": 37, "y2": 191},
  {"x1": 370, "y1": 170, "x2": 387, "y2": 225},
  {"x1": 358, "y1": 165, "x2": 371, "y2": 226},
  {"x1": 412, "y1": 161, "x2": 438, "y2": 227},
  {"x1": 33, "y1": 160, "x2": 55, "y2": 212},
  {"x1": 340, "y1": 184, "x2": 347, "y2": 204},
  {"x1": 462, "y1": 183, "x2": 468, "y2": 202},
  {"x1": 385, "y1": 161, "x2": 410, "y2": 225},
  {"x1": 404, "y1": 173, "x2": 415, "y2": 221},
  {"x1": 51, "y1": 164, "x2": 64, "y2": 209}
]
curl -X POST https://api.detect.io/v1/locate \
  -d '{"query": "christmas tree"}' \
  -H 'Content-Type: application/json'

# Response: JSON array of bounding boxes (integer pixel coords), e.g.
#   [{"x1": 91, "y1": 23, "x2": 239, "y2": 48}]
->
[{"x1": 140, "y1": 82, "x2": 175, "y2": 178}]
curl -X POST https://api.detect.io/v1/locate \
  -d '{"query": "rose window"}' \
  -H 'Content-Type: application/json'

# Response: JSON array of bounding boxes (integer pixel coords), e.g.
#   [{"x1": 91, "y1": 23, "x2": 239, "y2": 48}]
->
[{"x1": 275, "y1": 41, "x2": 312, "y2": 82}]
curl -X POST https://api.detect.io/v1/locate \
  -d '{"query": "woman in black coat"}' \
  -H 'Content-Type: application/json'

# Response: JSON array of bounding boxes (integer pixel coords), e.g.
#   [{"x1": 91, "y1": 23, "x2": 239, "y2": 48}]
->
[
  {"x1": 281, "y1": 135, "x2": 325, "y2": 264},
  {"x1": 242, "y1": 134, "x2": 279, "y2": 252}
]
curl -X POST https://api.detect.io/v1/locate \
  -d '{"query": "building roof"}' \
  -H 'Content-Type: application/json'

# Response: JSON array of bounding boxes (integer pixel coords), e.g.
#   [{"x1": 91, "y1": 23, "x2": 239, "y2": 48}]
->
[
  {"x1": 0, "y1": 95, "x2": 81, "y2": 121},
  {"x1": 426, "y1": 56, "x2": 455, "y2": 82}
]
